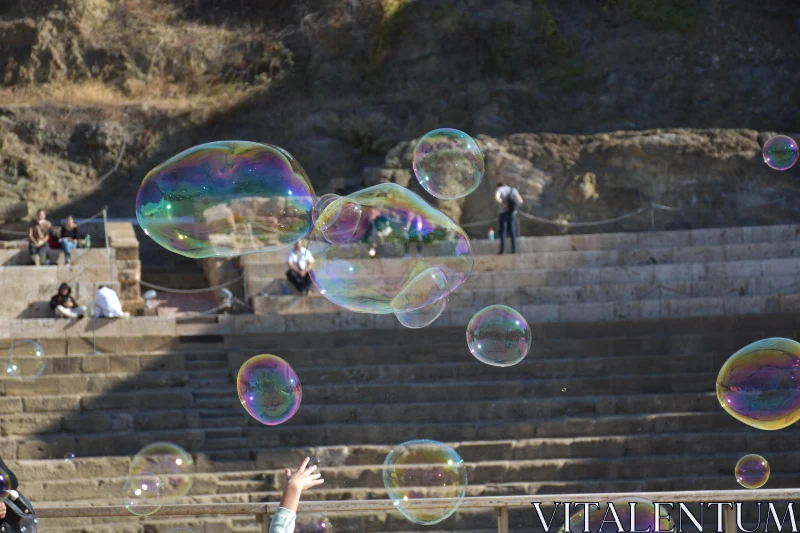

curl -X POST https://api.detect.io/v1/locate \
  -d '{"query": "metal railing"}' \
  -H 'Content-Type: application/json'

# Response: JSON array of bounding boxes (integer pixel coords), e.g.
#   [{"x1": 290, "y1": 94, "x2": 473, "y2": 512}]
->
[{"x1": 36, "y1": 490, "x2": 800, "y2": 533}]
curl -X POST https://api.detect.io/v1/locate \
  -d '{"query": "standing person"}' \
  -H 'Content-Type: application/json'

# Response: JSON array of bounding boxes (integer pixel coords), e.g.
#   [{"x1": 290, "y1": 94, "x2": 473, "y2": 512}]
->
[
  {"x1": 494, "y1": 183, "x2": 523, "y2": 255},
  {"x1": 286, "y1": 240, "x2": 314, "y2": 296},
  {"x1": 50, "y1": 283, "x2": 86, "y2": 319},
  {"x1": 59, "y1": 216, "x2": 82, "y2": 265},
  {"x1": 27, "y1": 209, "x2": 51, "y2": 266}
]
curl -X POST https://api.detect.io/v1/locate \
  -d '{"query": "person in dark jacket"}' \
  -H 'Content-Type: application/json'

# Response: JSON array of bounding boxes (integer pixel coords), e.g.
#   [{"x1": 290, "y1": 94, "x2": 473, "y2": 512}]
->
[
  {"x1": 50, "y1": 283, "x2": 85, "y2": 319},
  {"x1": 0, "y1": 456, "x2": 16, "y2": 520}
]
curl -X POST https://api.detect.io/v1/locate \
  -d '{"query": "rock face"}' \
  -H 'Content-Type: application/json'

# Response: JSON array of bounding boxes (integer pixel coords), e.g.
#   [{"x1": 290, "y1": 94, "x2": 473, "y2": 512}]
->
[
  {"x1": 0, "y1": 0, "x2": 799, "y2": 232},
  {"x1": 374, "y1": 129, "x2": 800, "y2": 235}
]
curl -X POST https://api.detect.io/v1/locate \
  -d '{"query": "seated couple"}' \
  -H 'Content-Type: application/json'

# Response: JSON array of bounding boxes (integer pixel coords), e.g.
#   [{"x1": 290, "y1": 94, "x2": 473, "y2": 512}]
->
[{"x1": 50, "y1": 284, "x2": 129, "y2": 319}]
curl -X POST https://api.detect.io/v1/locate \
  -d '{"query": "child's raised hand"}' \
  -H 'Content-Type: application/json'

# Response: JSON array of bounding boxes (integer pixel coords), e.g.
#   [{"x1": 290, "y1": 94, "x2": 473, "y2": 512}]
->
[{"x1": 285, "y1": 457, "x2": 324, "y2": 493}]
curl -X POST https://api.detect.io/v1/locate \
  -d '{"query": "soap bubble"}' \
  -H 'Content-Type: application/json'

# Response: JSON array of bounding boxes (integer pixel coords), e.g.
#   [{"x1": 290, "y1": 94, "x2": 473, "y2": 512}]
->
[
  {"x1": 383, "y1": 439, "x2": 467, "y2": 525},
  {"x1": 466, "y1": 305, "x2": 532, "y2": 367},
  {"x1": 309, "y1": 183, "x2": 473, "y2": 314},
  {"x1": 237, "y1": 354, "x2": 302, "y2": 426},
  {"x1": 391, "y1": 267, "x2": 448, "y2": 328},
  {"x1": 308, "y1": 456, "x2": 321, "y2": 468},
  {"x1": 716, "y1": 337, "x2": 800, "y2": 430},
  {"x1": 130, "y1": 442, "x2": 194, "y2": 498},
  {"x1": 763, "y1": 135, "x2": 799, "y2": 171},
  {"x1": 0, "y1": 462, "x2": 16, "y2": 493},
  {"x1": 735, "y1": 454, "x2": 770, "y2": 489},
  {"x1": 136, "y1": 141, "x2": 316, "y2": 259},
  {"x1": 559, "y1": 497, "x2": 673, "y2": 533},
  {"x1": 413, "y1": 129, "x2": 484, "y2": 200},
  {"x1": 316, "y1": 196, "x2": 363, "y2": 244},
  {"x1": 122, "y1": 472, "x2": 165, "y2": 516},
  {"x1": 6, "y1": 340, "x2": 45, "y2": 381},
  {"x1": 312, "y1": 194, "x2": 341, "y2": 225},
  {"x1": 295, "y1": 513, "x2": 334, "y2": 533},
  {"x1": 64, "y1": 453, "x2": 76, "y2": 462}
]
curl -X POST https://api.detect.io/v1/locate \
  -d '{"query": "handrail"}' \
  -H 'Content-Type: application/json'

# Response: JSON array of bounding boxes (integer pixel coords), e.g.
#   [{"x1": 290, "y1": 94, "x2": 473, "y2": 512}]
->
[{"x1": 36, "y1": 489, "x2": 800, "y2": 517}]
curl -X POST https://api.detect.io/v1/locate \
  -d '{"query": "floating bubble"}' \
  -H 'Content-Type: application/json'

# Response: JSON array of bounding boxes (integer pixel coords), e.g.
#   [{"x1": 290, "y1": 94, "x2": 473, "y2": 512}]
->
[
  {"x1": 466, "y1": 305, "x2": 532, "y2": 367},
  {"x1": 558, "y1": 497, "x2": 673, "y2": 533},
  {"x1": 308, "y1": 456, "x2": 321, "y2": 469},
  {"x1": 735, "y1": 454, "x2": 770, "y2": 489},
  {"x1": 391, "y1": 267, "x2": 448, "y2": 328},
  {"x1": 295, "y1": 513, "x2": 334, "y2": 533},
  {"x1": 763, "y1": 135, "x2": 799, "y2": 171},
  {"x1": 136, "y1": 141, "x2": 316, "y2": 258},
  {"x1": 64, "y1": 453, "x2": 76, "y2": 462},
  {"x1": 309, "y1": 183, "x2": 473, "y2": 314},
  {"x1": 383, "y1": 439, "x2": 467, "y2": 526},
  {"x1": 413, "y1": 129, "x2": 484, "y2": 200},
  {"x1": 312, "y1": 194, "x2": 341, "y2": 225},
  {"x1": 130, "y1": 442, "x2": 194, "y2": 498},
  {"x1": 237, "y1": 354, "x2": 302, "y2": 426},
  {"x1": 716, "y1": 337, "x2": 800, "y2": 430},
  {"x1": 0, "y1": 462, "x2": 15, "y2": 493},
  {"x1": 122, "y1": 473, "x2": 165, "y2": 516},
  {"x1": 316, "y1": 196, "x2": 363, "y2": 244},
  {"x1": 6, "y1": 340, "x2": 45, "y2": 381}
]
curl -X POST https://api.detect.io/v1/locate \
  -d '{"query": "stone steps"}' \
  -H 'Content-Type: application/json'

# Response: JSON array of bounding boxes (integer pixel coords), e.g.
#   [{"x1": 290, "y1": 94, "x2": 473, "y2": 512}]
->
[
  {"x1": 254, "y1": 274, "x2": 800, "y2": 314},
  {"x1": 21, "y1": 453, "x2": 800, "y2": 503},
  {"x1": 1, "y1": 391, "x2": 720, "y2": 435},
  {"x1": 250, "y1": 256, "x2": 800, "y2": 297},
  {"x1": 4, "y1": 347, "x2": 734, "y2": 383},
  {"x1": 8, "y1": 409, "x2": 764, "y2": 459}
]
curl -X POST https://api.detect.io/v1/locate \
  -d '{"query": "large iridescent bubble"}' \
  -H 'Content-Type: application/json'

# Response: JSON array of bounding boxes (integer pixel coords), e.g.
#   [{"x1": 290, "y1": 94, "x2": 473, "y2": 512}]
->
[
  {"x1": 309, "y1": 183, "x2": 473, "y2": 315},
  {"x1": 558, "y1": 497, "x2": 673, "y2": 533},
  {"x1": 136, "y1": 141, "x2": 315, "y2": 258},
  {"x1": 413, "y1": 129, "x2": 484, "y2": 200},
  {"x1": 391, "y1": 267, "x2": 448, "y2": 329},
  {"x1": 735, "y1": 454, "x2": 770, "y2": 489},
  {"x1": 762, "y1": 135, "x2": 798, "y2": 171},
  {"x1": 130, "y1": 442, "x2": 194, "y2": 498},
  {"x1": 237, "y1": 354, "x2": 302, "y2": 426},
  {"x1": 383, "y1": 439, "x2": 467, "y2": 526},
  {"x1": 716, "y1": 337, "x2": 800, "y2": 430}
]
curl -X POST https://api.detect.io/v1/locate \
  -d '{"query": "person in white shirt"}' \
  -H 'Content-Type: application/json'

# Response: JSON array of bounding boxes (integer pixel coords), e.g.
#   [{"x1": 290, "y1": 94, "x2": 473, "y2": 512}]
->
[
  {"x1": 494, "y1": 183, "x2": 523, "y2": 254},
  {"x1": 94, "y1": 285, "x2": 130, "y2": 318},
  {"x1": 286, "y1": 240, "x2": 314, "y2": 295}
]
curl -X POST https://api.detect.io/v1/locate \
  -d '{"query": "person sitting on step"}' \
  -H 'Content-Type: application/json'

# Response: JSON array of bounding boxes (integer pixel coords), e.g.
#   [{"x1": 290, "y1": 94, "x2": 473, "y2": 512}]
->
[
  {"x1": 59, "y1": 216, "x2": 83, "y2": 265},
  {"x1": 27, "y1": 209, "x2": 51, "y2": 266},
  {"x1": 50, "y1": 283, "x2": 86, "y2": 319},
  {"x1": 286, "y1": 240, "x2": 314, "y2": 296},
  {"x1": 94, "y1": 285, "x2": 130, "y2": 318},
  {"x1": 269, "y1": 457, "x2": 325, "y2": 533}
]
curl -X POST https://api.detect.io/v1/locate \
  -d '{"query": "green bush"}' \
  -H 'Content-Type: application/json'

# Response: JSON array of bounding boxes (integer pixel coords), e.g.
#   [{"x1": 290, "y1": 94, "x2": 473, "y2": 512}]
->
[{"x1": 627, "y1": 0, "x2": 698, "y2": 32}]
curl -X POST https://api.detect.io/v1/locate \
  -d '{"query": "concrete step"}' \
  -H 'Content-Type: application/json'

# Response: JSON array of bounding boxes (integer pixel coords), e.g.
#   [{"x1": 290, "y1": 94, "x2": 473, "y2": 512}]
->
[
  {"x1": 10, "y1": 409, "x2": 760, "y2": 458},
  {"x1": 242, "y1": 238, "x2": 800, "y2": 280},
  {"x1": 248, "y1": 256, "x2": 800, "y2": 296},
  {"x1": 0, "y1": 391, "x2": 721, "y2": 435},
  {"x1": 7, "y1": 348, "x2": 733, "y2": 384},
  {"x1": 253, "y1": 273, "x2": 800, "y2": 315},
  {"x1": 13, "y1": 427, "x2": 800, "y2": 480},
  {"x1": 252, "y1": 291, "x2": 800, "y2": 329},
  {"x1": 22, "y1": 452, "x2": 800, "y2": 502}
]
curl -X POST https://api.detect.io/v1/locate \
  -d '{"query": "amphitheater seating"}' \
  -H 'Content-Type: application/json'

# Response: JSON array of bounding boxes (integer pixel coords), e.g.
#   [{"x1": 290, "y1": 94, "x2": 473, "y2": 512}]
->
[{"x1": 2, "y1": 224, "x2": 800, "y2": 532}]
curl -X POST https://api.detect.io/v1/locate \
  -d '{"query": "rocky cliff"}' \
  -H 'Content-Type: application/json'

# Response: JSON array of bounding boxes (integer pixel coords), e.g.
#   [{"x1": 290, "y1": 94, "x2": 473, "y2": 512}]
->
[{"x1": 0, "y1": 0, "x2": 798, "y2": 235}]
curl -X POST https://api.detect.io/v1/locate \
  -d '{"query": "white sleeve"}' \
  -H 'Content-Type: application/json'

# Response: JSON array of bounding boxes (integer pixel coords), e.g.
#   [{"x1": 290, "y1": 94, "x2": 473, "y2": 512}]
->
[{"x1": 269, "y1": 507, "x2": 296, "y2": 533}]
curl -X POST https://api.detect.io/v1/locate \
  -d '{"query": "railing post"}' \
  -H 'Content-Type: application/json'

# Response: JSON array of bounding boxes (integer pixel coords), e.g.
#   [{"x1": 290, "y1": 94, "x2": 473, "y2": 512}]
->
[
  {"x1": 496, "y1": 506, "x2": 509, "y2": 533},
  {"x1": 724, "y1": 505, "x2": 736, "y2": 533},
  {"x1": 256, "y1": 512, "x2": 267, "y2": 533}
]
